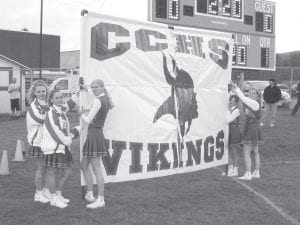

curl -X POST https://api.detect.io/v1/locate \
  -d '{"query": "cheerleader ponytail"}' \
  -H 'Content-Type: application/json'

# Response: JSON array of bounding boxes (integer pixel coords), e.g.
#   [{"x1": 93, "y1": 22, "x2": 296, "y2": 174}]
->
[{"x1": 103, "y1": 88, "x2": 114, "y2": 109}]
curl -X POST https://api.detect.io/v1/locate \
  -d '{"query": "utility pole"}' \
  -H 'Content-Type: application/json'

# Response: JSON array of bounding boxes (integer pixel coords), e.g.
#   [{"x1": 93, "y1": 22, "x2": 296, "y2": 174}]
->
[{"x1": 39, "y1": 0, "x2": 43, "y2": 79}]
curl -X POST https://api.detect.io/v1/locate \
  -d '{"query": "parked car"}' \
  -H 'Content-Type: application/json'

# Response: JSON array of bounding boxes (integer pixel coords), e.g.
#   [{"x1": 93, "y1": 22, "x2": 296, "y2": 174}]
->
[
  {"x1": 244, "y1": 80, "x2": 292, "y2": 108},
  {"x1": 277, "y1": 83, "x2": 290, "y2": 93}
]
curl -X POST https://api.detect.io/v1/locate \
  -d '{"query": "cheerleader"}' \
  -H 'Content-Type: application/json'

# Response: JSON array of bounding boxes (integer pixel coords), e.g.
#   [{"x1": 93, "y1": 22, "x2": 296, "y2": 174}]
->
[
  {"x1": 225, "y1": 95, "x2": 241, "y2": 177},
  {"x1": 80, "y1": 79, "x2": 113, "y2": 209},
  {"x1": 26, "y1": 80, "x2": 50, "y2": 203},
  {"x1": 41, "y1": 88, "x2": 79, "y2": 208},
  {"x1": 231, "y1": 82, "x2": 263, "y2": 180}
]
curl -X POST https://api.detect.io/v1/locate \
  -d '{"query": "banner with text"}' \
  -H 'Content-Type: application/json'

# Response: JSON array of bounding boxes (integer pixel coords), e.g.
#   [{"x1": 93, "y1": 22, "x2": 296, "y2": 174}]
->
[{"x1": 80, "y1": 12, "x2": 233, "y2": 183}]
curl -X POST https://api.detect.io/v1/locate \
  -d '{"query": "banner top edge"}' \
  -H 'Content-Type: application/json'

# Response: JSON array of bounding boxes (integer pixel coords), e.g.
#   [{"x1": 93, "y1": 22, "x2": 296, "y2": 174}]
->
[{"x1": 82, "y1": 11, "x2": 233, "y2": 39}]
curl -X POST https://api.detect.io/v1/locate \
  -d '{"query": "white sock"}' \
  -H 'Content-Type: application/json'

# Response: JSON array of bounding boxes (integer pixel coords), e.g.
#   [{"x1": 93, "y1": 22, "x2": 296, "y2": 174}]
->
[
  {"x1": 36, "y1": 190, "x2": 43, "y2": 195},
  {"x1": 87, "y1": 191, "x2": 93, "y2": 196},
  {"x1": 233, "y1": 167, "x2": 238, "y2": 173},
  {"x1": 50, "y1": 193, "x2": 56, "y2": 200}
]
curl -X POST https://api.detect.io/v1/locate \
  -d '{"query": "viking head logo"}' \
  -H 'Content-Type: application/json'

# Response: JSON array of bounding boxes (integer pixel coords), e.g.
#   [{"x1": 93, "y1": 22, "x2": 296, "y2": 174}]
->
[{"x1": 153, "y1": 52, "x2": 198, "y2": 139}]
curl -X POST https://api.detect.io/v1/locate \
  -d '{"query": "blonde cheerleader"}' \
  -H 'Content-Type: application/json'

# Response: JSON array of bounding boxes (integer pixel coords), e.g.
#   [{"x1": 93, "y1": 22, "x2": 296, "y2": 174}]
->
[
  {"x1": 26, "y1": 80, "x2": 50, "y2": 203},
  {"x1": 231, "y1": 82, "x2": 263, "y2": 180},
  {"x1": 80, "y1": 79, "x2": 113, "y2": 209}
]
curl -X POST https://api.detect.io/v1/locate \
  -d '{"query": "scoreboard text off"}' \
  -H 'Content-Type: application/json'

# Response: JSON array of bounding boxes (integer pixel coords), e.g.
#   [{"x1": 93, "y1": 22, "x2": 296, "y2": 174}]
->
[{"x1": 148, "y1": 0, "x2": 276, "y2": 70}]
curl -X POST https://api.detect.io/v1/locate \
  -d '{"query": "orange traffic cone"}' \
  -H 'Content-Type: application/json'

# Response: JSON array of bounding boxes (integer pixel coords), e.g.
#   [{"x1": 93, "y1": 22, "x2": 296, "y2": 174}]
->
[
  {"x1": 0, "y1": 150, "x2": 12, "y2": 175},
  {"x1": 11, "y1": 140, "x2": 27, "y2": 162},
  {"x1": 20, "y1": 137, "x2": 26, "y2": 155}
]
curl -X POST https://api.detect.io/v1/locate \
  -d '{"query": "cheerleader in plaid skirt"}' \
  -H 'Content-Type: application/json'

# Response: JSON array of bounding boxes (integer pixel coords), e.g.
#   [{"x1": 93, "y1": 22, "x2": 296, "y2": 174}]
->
[
  {"x1": 40, "y1": 89, "x2": 80, "y2": 208},
  {"x1": 26, "y1": 80, "x2": 50, "y2": 203},
  {"x1": 80, "y1": 79, "x2": 114, "y2": 209},
  {"x1": 231, "y1": 83, "x2": 263, "y2": 180}
]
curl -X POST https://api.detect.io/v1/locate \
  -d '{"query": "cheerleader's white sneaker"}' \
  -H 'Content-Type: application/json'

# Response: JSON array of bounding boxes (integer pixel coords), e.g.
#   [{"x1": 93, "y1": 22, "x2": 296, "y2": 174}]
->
[
  {"x1": 34, "y1": 191, "x2": 50, "y2": 203},
  {"x1": 43, "y1": 188, "x2": 51, "y2": 200},
  {"x1": 227, "y1": 169, "x2": 238, "y2": 177},
  {"x1": 56, "y1": 191, "x2": 70, "y2": 203},
  {"x1": 252, "y1": 170, "x2": 260, "y2": 179},
  {"x1": 86, "y1": 196, "x2": 105, "y2": 209},
  {"x1": 228, "y1": 166, "x2": 239, "y2": 177},
  {"x1": 85, "y1": 192, "x2": 96, "y2": 203},
  {"x1": 50, "y1": 195, "x2": 68, "y2": 209},
  {"x1": 238, "y1": 172, "x2": 252, "y2": 180},
  {"x1": 227, "y1": 165, "x2": 238, "y2": 177}
]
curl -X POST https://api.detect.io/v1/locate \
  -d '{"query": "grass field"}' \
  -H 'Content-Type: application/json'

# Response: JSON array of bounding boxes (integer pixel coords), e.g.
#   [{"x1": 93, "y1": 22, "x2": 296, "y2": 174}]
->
[{"x1": 0, "y1": 108, "x2": 300, "y2": 225}]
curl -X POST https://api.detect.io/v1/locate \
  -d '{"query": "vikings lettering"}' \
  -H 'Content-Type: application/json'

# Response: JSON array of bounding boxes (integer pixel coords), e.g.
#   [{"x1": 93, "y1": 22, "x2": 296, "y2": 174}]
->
[
  {"x1": 90, "y1": 22, "x2": 229, "y2": 69},
  {"x1": 101, "y1": 130, "x2": 224, "y2": 176}
]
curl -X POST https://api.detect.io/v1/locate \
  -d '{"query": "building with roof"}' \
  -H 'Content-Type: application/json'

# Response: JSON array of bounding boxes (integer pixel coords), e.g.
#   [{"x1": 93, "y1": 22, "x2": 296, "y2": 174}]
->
[
  {"x1": 0, "y1": 29, "x2": 60, "y2": 114},
  {"x1": 60, "y1": 50, "x2": 79, "y2": 70}
]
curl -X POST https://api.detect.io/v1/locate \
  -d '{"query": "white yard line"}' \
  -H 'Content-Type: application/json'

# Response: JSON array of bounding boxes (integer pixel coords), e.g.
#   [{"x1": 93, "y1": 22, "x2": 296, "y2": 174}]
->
[
  {"x1": 215, "y1": 167, "x2": 300, "y2": 225},
  {"x1": 261, "y1": 160, "x2": 300, "y2": 165}
]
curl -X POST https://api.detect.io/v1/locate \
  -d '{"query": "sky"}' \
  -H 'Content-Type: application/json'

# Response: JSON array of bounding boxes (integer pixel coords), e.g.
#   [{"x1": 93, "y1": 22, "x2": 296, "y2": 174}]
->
[{"x1": 0, "y1": 0, "x2": 298, "y2": 53}]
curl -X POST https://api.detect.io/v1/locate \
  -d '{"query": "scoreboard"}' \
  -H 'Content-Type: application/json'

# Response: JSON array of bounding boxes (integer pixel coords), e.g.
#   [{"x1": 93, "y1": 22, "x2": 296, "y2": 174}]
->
[{"x1": 148, "y1": 0, "x2": 276, "y2": 70}]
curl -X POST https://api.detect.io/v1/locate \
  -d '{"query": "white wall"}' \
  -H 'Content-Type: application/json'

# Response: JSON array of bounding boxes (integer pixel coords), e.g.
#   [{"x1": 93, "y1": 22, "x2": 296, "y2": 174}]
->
[{"x1": 0, "y1": 58, "x2": 25, "y2": 114}]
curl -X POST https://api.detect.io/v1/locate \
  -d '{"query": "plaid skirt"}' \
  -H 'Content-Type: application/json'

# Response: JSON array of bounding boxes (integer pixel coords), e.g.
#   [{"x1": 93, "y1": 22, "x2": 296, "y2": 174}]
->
[
  {"x1": 242, "y1": 122, "x2": 263, "y2": 145},
  {"x1": 27, "y1": 146, "x2": 44, "y2": 159},
  {"x1": 228, "y1": 125, "x2": 242, "y2": 147},
  {"x1": 44, "y1": 147, "x2": 73, "y2": 168},
  {"x1": 83, "y1": 126, "x2": 108, "y2": 158}
]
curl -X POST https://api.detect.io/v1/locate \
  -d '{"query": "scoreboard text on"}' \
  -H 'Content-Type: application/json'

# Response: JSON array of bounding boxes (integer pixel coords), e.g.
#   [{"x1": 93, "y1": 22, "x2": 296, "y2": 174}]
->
[{"x1": 148, "y1": 0, "x2": 276, "y2": 70}]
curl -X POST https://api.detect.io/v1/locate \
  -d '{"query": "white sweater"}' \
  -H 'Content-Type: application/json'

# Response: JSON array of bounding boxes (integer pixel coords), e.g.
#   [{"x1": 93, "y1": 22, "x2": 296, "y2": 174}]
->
[
  {"x1": 225, "y1": 107, "x2": 240, "y2": 124},
  {"x1": 26, "y1": 99, "x2": 48, "y2": 147},
  {"x1": 40, "y1": 105, "x2": 72, "y2": 155}
]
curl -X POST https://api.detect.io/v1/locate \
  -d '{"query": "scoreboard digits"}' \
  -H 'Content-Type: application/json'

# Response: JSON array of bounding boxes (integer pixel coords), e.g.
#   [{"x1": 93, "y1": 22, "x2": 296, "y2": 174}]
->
[
  {"x1": 264, "y1": 14, "x2": 273, "y2": 33},
  {"x1": 169, "y1": 0, "x2": 180, "y2": 19},
  {"x1": 208, "y1": 0, "x2": 218, "y2": 15},
  {"x1": 222, "y1": 0, "x2": 231, "y2": 17},
  {"x1": 237, "y1": 46, "x2": 247, "y2": 66},
  {"x1": 232, "y1": 0, "x2": 242, "y2": 18},
  {"x1": 232, "y1": 45, "x2": 237, "y2": 65},
  {"x1": 195, "y1": 0, "x2": 242, "y2": 18},
  {"x1": 149, "y1": 0, "x2": 276, "y2": 70}
]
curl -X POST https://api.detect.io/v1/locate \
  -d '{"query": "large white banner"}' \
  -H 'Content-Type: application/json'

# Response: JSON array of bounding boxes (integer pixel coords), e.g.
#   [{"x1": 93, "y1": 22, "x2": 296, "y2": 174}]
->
[{"x1": 80, "y1": 12, "x2": 233, "y2": 183}]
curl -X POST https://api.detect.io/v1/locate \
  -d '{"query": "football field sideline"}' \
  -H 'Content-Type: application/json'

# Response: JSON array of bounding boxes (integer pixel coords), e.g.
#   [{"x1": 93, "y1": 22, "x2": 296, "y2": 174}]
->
[{"x1": 215, "y1": 166, "x2": 300, "y2": 225}]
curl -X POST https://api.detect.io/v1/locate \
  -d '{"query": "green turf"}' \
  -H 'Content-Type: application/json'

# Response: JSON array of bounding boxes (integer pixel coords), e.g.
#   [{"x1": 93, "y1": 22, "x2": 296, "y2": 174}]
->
[{"x1": 0, "y1": 109, "x2": 299, "y2": 225}]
